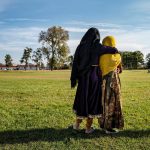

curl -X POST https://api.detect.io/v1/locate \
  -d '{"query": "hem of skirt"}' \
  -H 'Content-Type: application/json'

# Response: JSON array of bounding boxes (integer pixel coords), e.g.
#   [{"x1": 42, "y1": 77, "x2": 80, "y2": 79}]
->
[
  {"x1": 101, "y1": 127, "x2": 124, "y2": 130},
  {"x1": 73, "y1": 109, "x2": 102, "y2": 119}
]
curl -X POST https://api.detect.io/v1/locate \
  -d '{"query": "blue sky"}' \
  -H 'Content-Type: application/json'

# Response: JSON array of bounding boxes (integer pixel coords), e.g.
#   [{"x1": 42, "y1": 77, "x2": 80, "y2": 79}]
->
[{"x1": 0, "y1": 0, "x2": 150, "y2": 64}]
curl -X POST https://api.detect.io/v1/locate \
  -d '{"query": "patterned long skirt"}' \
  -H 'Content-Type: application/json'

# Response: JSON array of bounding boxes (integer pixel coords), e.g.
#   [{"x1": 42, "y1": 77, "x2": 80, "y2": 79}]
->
[{"x1": 100, "y1": 71, "x2": 124, "y2": 129}]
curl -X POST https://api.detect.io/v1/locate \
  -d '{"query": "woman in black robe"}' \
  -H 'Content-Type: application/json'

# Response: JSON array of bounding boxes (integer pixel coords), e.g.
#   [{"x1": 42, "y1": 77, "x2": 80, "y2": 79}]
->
[{"x1": 70, "y1": 27, "x2": 118, "y2": 133}]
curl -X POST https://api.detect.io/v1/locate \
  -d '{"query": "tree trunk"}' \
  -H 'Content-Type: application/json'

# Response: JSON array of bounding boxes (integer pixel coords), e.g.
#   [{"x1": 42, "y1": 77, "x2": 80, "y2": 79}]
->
[
  {"x1": 47, "y1": 56, "x2": 51, "y2": 70},
  {"x1": 48, "y1": 59, "x2": 51, "y2": 70},
  {"x1": 51, "y1": 48, "x2": 54, "y2": 71},
  {"x1": 51, "y1": 57, "x2": 53, "y2": 71},
  {"x1": 25, "y1": 61, "x2": 27, "y2": 71}
]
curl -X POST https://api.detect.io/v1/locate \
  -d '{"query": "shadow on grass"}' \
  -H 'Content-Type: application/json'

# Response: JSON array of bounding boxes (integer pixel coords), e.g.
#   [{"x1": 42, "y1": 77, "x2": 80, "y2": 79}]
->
[{"x1": 0, "y1": 128, "x2": 149, "y2": 144}]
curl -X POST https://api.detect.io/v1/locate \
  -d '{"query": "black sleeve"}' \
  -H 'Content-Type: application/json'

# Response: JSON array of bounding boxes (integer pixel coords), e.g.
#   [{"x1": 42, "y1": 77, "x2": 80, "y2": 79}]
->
[
  {"x1": 70, "y1": 46, "x2": 79, "y2": 88},
  {"x1": 99, "y1": 45, "x2": 118, "y2": 56}
]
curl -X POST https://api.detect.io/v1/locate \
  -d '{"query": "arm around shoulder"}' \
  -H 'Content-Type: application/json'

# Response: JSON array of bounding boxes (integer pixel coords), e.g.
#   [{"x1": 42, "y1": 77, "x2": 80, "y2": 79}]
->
[{"x1": 99, "y1": 45, "x2": 118, "y2": 55}]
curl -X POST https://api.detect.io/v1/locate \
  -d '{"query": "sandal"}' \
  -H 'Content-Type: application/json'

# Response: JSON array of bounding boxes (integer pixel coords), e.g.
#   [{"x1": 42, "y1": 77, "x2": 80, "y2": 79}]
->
[{"x1": 85, "y1": 127, "x2": 94, "y2": 134}]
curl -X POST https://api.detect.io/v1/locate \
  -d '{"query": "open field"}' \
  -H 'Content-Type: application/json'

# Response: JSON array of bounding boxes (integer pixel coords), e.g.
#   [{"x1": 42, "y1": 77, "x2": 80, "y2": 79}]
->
[{"x1": 0, "y1": 70, "x2": 150, "y2": 150}]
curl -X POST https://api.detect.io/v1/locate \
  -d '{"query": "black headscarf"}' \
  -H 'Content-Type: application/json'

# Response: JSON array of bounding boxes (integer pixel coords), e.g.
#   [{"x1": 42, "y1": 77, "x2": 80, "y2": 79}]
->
[
  {"x1": 77, "y1": 28, "x2": 100, "y2": 70},
  {"x1": 71, "y1": 28, "x2": 100, "y2": 85}
]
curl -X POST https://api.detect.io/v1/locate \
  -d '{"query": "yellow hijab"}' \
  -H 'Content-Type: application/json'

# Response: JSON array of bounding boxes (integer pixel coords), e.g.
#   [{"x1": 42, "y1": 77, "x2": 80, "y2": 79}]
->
[{"x1": 99, "y1": 36, "x2": 121, "y2": 76}]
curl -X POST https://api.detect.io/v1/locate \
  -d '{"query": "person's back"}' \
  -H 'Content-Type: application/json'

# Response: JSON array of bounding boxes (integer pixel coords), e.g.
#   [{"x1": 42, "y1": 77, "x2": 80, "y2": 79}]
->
[
  {"x1": 99, "y1": 36, "x2": 124, "y2": 134},
  {"x1": 99, "y1": 36, "x2": 121, "y2": 76}
]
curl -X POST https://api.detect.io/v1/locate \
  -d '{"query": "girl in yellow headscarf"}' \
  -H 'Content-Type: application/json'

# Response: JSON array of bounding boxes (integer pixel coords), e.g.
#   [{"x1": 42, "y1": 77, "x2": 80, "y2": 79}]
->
[{"x1": 99, "y1": 36, "x2": 124, "y2": 134}]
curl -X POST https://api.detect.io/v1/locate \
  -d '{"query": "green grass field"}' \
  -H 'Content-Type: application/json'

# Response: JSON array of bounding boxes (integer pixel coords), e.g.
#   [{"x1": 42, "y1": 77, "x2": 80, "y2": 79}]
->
[{"x1": 0, "y1": 70, "x2": 150, "y2": 150}]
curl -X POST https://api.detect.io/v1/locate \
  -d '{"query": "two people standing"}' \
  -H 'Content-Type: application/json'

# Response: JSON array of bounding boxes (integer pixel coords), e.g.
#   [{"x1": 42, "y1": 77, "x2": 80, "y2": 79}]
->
[{"x1": 70, "y1": 28, "x2": 124, "y2": 134}]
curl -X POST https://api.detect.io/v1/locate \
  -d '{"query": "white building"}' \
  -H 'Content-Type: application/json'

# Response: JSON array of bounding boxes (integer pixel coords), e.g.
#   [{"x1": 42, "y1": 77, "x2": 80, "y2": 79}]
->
[{"x1": 0, "y1": 64, "x2": 37, "y2": 70}]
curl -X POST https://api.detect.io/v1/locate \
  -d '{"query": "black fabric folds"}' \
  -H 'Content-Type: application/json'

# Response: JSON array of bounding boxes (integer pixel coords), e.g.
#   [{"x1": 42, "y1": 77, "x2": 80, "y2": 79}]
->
[{"x1": 70, "y1": 28, "x2": 100, "y2": 87}]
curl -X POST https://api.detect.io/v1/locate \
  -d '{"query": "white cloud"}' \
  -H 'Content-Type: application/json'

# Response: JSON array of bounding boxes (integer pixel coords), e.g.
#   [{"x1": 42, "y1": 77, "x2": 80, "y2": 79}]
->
[
  {"x1": 99, "y1": 28, "x2": 150, "y2": 57},
  {"x1": 65, "y1": 27, "x2": 126, "y2": 34},
  {"x1": 0, "y1": 27, "x2": 46, "y2": 51},
  {"x1": 130, "y1": 1, "x2": 150, "y2": 13},
  {"x1": 67, "y1": 39, "x2": 80, "y2": 54},
  {"x1": 64, "y1": 27, "x2": 87, "y2": 33},
  {"x1": 5, "y1": 18, "x2": 48, "y2": 22},
  {"x1": 66, "y1": 26, "x2": 150, "y2": 57},
  {"x1": 0, "y1": 27, "x2": 47, "y2": 63},
  {"x1": 66, "y1": 21, "x2": 122, "y2": 28},
  {"x1": 0, "y1": 27, "x2": 46, "y2": 62}
]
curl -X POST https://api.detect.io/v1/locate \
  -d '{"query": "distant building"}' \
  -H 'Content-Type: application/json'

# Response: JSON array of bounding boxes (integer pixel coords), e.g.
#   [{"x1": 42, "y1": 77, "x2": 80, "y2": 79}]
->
[
  {"x1": 17, "y1": 64, "x2": 37, "y2": 70},
  {"x1": 0, "y1": 64, "x2": 37, "y2": 70},
  {"x1": 0, "y1": 64, "x2": 17, "y2": 70}
]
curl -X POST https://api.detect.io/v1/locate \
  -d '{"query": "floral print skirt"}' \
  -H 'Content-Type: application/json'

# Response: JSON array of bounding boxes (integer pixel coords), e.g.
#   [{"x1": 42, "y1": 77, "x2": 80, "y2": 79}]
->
[{"x1": 100, "y1": 71, "x2": 124, "y2": 129}]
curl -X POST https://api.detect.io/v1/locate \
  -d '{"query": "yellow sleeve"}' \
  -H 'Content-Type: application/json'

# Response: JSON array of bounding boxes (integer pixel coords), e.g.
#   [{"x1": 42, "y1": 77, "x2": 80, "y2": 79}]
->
[{"x1": 99, "y1": 54, "x2": 121, "y2": 76}]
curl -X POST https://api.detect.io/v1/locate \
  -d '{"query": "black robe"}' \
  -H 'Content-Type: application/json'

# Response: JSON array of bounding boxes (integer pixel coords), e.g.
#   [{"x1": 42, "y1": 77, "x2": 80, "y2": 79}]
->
[{"x1": 71, "y1": 44, "x2": 118, "y2": 118}]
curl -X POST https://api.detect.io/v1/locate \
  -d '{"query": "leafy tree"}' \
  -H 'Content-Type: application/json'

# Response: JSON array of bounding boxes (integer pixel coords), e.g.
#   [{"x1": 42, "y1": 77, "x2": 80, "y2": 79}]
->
[
  {"x1": 146, "y1": 53, "x2": 150, "y2": 69},
  {"x1": 40, "y1": 46, "x2": 52, "y2": 70},
  {"x1": 67, "y1": 55, "x2": 74, "y2": 68},
  {"x1": 120, "y1": 51, "x2": 144, "y2": 69},
  {"x1": 32, "y1": 48, "x2": 43, "y2": 70},
  {"x1": 39, "y1": 26, "x2": 69, "y2": 70},
  {"x1": 132, "y1": 51, "x2": 144, "y2": 69},
  {"x1": 5, "y1": 54, "x2": 13, "y2": 67},
  {"x1": 40, "y1": 62, "x2": 45, "y2": 69},
  {"x1": 20, "y1": 47, "x2": 32, "y2": 70}
]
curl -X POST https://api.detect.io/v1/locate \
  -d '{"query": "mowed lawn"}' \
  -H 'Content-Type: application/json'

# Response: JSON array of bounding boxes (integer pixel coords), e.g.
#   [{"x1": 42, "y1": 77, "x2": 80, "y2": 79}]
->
[{"x1": 0, "y1": 70, "x2": 149, "y2": 150}]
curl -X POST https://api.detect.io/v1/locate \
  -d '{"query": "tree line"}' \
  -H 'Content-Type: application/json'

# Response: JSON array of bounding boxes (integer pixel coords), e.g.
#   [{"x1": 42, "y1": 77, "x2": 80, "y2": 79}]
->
[
  {"x1": 2, "y1": 26, "x2": 73, "y2": 70},
  {"x1": 1, "y1": 26, "x2": 150, "y2": 70}
]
